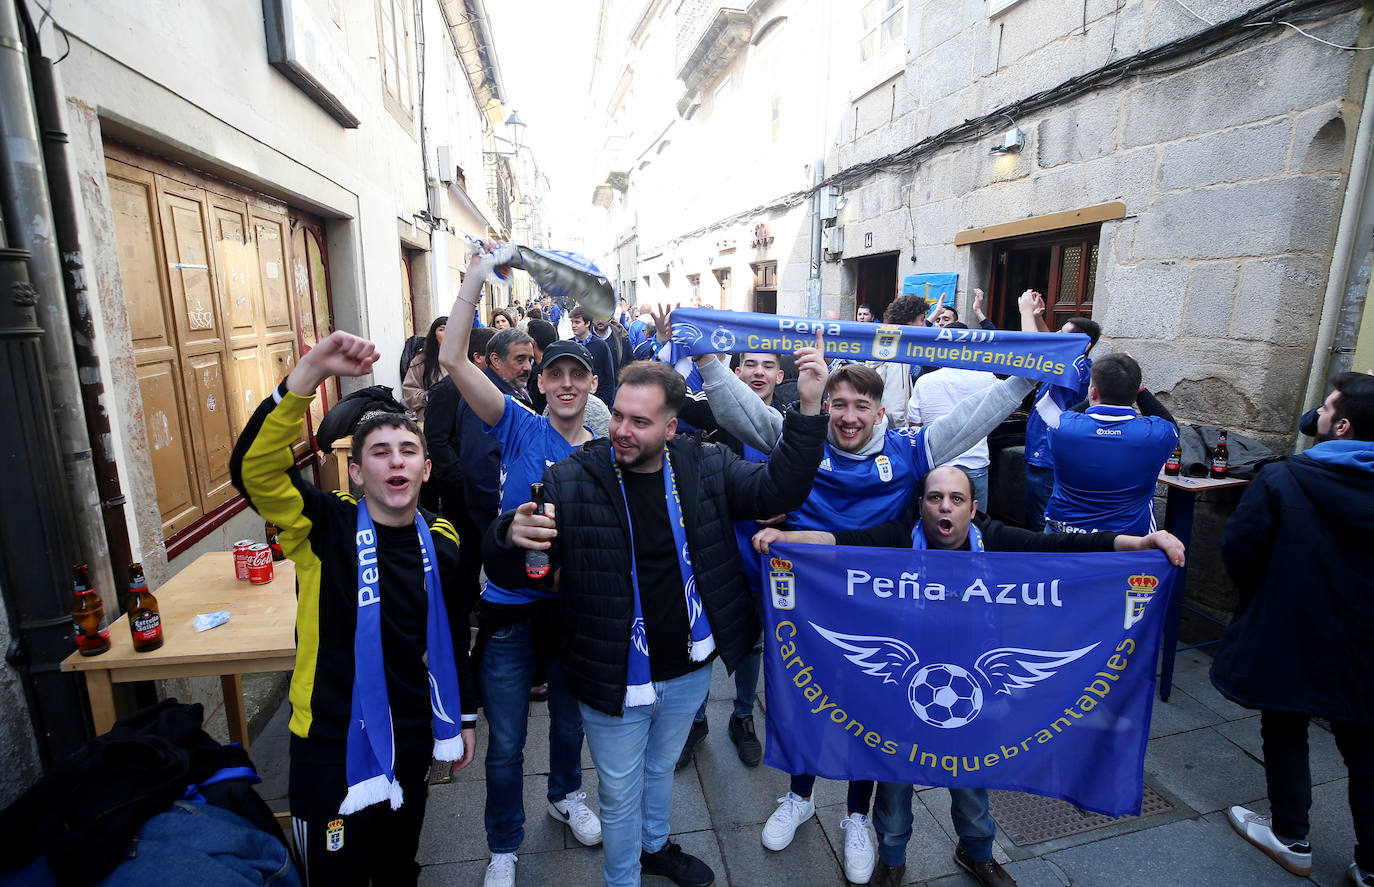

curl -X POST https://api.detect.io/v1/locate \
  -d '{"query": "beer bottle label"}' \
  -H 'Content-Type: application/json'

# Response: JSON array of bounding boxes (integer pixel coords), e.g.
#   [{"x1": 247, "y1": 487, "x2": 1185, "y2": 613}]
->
[{"x1": 132, "y1": 610, "x2": 162, "y2": 641}]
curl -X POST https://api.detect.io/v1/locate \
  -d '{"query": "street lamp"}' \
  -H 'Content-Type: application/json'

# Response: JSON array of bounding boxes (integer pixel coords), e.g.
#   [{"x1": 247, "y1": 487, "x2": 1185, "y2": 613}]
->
[{"x1": 504, "y1": 110, "x2": 526, "y2": 152}]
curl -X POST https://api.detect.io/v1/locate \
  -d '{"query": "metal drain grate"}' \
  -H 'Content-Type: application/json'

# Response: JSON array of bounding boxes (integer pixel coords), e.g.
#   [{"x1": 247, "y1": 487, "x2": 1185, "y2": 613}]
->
[{"x1": 989, "y1": 786, "x2": 1173, "y2": 846}]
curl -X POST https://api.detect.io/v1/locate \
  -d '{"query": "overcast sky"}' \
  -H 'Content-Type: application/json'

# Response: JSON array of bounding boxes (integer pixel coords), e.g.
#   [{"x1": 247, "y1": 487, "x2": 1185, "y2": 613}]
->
[{"x1": 485, "y1": 1, "x2": 601, "y2": 248}]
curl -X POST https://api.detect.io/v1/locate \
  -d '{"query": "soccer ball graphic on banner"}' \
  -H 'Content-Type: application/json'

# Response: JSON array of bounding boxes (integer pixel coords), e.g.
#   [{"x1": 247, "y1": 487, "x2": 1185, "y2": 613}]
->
[{"x1": 908, "y1": 663, "x2": 984, "y2": 729}]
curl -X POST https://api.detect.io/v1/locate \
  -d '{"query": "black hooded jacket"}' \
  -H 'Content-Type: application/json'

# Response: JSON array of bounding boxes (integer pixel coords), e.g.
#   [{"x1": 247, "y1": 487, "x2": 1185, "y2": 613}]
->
[
  {"x1": 484, "y1": 408, "x2": 827, "y2": 715},
  {"x1": 1210, "y1": 444, "x2": 1374, "y2": 721}
]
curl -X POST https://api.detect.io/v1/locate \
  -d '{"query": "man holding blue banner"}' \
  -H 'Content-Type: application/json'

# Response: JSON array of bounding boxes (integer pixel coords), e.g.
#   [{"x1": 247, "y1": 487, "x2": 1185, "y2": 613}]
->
[{"x1": 754, "y1": 465, "x2": 1185, "y2": 887}]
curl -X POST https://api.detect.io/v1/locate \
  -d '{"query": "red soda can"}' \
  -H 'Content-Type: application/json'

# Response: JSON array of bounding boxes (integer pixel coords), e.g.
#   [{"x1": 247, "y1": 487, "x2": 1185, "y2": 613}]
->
[
  {"x1": 233, "y1": 540, "x2": 255, "y2": 580},
  {"x1": 247, "y1": 543, "x2": 274, "y2": 584}
]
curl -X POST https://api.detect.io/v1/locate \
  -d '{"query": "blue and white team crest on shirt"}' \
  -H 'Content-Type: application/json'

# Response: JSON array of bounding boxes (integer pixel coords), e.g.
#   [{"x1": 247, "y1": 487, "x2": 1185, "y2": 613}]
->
[
  {"x1": 326, "y1": 818, "x2": 345, "y2": 852},
  {"x1": 875, "y1": 454, "x2": 893, "y2": 482}
]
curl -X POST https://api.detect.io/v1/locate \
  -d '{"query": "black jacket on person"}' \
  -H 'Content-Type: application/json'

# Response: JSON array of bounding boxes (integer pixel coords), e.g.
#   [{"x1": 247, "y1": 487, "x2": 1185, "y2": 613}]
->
[
  {"x1": 1210, "y1": 443, "x2": 1374, "y2": 722},
  {"x1": 573, "y1": 332, "x2": 618, "y2": 407},
  {"x1": 484, "y1": 408, "x2": 828, "y2": 715}
]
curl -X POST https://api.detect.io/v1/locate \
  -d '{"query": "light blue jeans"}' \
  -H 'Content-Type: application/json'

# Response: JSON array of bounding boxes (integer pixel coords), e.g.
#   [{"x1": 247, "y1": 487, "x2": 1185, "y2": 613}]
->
[
  {"x1": 873, "y1": 782, "x2": 996, "y2": 865},
  {"x1": 580, "y1": 666, "x2": 713, "y2": 887}
]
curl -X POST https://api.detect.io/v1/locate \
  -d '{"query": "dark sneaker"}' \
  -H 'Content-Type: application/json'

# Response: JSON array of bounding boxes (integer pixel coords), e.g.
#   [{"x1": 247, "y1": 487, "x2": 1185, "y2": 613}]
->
[
  {"x1": 529, "y1": 683, "x2": 549, "y2": 702},
  {"x1": 728, "y1": 714, "x2": 763, "y2": 767},
  {"x1": 641, "y1": 840, "x2": 714, "y2": 887},
  {"x1": 872, "y1": 860, "x2": 905, "y2": 887},
  {"x1": 675, "y1": 718, "x2": 708, "y2": 770},
  {"x1": 954, "y1": 845, "x2": 1017, "y2": 887}
]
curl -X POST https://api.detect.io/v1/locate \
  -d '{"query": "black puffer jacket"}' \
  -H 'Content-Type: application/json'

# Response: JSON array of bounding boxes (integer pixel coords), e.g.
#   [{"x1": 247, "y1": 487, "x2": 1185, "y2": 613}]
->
[{"x1": 485, "y1": 408, "x2": 827, "y2": 715}]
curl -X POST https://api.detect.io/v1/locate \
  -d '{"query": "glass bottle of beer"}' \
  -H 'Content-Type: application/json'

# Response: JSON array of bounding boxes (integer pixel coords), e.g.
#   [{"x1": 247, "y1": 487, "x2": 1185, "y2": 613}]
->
[
  {"x1": 1209, "y1": 430, "x2": 1230, "y2": 479},
  {"x1": 1164, "y1": 441, "x2": 1182, "y2": 477},
  {"x1": 524, "y1": 483, "x2": 551, "y2": 584},
  {"x1": 265, "y1": 520, "x2": 284, "y2": 561},
  {"x1": 127, "y1": 562, "x2": 164, "y2": 653},
  {"x1": 71, "y1": 563, "x2": 111, "y2": 656}
]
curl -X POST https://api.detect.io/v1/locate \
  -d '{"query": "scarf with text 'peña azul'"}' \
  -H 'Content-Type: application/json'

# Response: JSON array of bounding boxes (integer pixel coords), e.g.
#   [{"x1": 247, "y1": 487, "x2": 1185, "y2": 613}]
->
[{"x1": 341, "y1": 501, "x2": 464, "y2": 814}]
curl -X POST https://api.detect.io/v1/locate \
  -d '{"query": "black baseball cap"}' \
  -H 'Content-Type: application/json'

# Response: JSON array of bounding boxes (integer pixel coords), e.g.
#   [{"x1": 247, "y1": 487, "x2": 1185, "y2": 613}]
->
[{"x1": 540, "y1": 340, "x2": 595, "y2": 373}]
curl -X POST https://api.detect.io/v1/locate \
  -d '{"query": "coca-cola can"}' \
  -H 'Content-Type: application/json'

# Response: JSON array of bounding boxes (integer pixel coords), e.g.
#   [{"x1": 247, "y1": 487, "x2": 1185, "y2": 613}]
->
[
  {"x1": 246, "y1": 543, "x2": 274, "y2": 585},
  {"x1": 233, "y1": 540, "x2": 256, "y2": 581}
]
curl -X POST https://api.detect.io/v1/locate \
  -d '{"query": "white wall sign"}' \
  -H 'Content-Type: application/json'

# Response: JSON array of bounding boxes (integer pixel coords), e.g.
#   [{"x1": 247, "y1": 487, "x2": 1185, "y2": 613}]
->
[{"x1": 262, "y1": 0, "x2": 362, "y2": 128}]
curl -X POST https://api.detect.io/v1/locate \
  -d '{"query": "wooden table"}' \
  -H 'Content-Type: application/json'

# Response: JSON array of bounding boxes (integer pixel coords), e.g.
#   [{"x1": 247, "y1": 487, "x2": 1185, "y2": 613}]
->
[
  {"x1": 1156, "y1": 471, "x2": 1250, "y2": 701},
  {"x1": 61, "y1": 552, "x2": 296, "y2": 751}
]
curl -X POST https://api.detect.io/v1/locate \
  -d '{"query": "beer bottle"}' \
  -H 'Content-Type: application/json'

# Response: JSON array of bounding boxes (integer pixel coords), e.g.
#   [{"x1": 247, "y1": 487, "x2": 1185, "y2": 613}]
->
[
  {"x1": 1209, "y1": 430, "x2": 1230, "y2": 479},
  {"x1": 525, "y1": 483, "x2": 551, "y2": 583},
  {"x1": 127, "y1": 562, "x2": 164, "y2": 652},
  {"x1": 71, "y1": 563, "x2": 110, "y2": 656},
  {"x1": 265, "y1": 520, "x2": 284, "y2": 561},
  {"x1": 1164, "y1": 441, "x2": 1182, "y2": 477}
]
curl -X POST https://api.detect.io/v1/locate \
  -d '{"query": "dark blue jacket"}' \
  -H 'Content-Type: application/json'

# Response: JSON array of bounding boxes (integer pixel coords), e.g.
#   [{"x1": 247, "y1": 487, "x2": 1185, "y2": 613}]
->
[{"x1": 573, "y1": 332, "x2": 617, "y2": 407}]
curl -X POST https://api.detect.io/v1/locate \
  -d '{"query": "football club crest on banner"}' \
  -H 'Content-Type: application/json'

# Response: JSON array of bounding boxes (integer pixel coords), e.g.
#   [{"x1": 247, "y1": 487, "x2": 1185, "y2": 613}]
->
[
  {"x1": 770, "y1": 557, "x2": 796, "y2": 610},
  {"x1": 1124, "y1": 573, "x2": 1160, "y2": 629},
  {"x1": 759, "y1": 543, "x2": 1180, "y2": 817},
  {"x1": 872, "y1": 325, "x2": 903, "y2": 360},
  {"x1": 326, "y1": 818, "x2": 345, "y2": 852}
]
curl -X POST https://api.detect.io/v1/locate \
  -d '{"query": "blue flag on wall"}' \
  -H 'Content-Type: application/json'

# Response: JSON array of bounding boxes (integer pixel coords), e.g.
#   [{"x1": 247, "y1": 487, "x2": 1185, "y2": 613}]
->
[
  {"x1": 760, "y1": 543, "x2": 1179, "y2": 817},
  {"x1": 668, "y1": 307, "x2": 1088, "y2": 386},
  {"x1": 902, "y1": 272, "x2": 958, "y2": 320}
]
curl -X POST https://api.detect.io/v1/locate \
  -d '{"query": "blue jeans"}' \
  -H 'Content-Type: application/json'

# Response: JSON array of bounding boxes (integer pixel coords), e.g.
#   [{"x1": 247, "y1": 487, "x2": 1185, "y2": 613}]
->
[
  {"x1": 693, "y1": 631, "x2": 763, "y2": 723},
  {"x1": 580, "y1": 666, "x2": 713, "y2": 887},
  {"x1": 1023, "y1": 463, "x2": 1055, "y2": 531},
  {"x1": 479, "y1": 621, "x2": 584, "y2": 854},
  {"x1": 964, "y1": 466, "x2": 989, "y2": 513},
  {"x1": 872, "y1": 782, "x2": 996, "y2": 866}
]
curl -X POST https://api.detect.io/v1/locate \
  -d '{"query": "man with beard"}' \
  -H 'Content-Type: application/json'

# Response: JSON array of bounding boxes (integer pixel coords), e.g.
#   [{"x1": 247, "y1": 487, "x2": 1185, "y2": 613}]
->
[
  {"x1": 484, "y1": 345, "x2": 830, "y2": 887},
  {"x1": 1212, "y1": 371, "x2": 1374, "y2": 885}
]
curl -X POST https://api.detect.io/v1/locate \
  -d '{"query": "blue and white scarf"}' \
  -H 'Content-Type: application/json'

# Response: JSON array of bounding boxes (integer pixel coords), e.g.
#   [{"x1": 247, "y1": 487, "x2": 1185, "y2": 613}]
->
[
  {"x1": 911, "y1": 519, "x2": 985, "y2": 551},
  {"x1": 613, "y1": 448, "x2": 715, "y2": 707},
  {"x1": 340, "y1": 501, "x2": 464, "y2": 814}
]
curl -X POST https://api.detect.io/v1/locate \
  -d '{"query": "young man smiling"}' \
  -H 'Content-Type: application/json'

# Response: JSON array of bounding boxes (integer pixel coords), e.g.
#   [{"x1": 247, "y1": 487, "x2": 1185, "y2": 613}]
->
[
  {"x1": 230, "y1": 330, "x2": 478, "y2": 887},
  {"x1": 484, "y1": 345, "x2": 830, "y2": 887},
  {"x1": 755, "y1": 465, "x2": 1185, "y2": 887},
  {"x1": 701, "y1": 323, "x2": 1042, "y2": 885},
  {"x1": 440, "y1": 253, "x2": 604, "y2": 887}
]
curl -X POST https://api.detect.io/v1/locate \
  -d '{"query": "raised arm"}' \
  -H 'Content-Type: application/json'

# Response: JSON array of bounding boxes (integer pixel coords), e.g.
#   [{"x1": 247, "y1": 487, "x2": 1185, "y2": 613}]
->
[
  {"x1": 924, "y1": 375, "x2": 1035, "y2": 466},
  {"x1": 439, "y1": 249, "x2": 515, "y2": 428},
  {"x1": 699, "y1": 357, "x2": 785, "y2": 452}
]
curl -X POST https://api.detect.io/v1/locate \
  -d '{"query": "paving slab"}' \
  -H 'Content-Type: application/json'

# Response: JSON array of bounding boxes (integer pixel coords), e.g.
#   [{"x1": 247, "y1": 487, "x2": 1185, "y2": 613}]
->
[
  {"x1": 517, "y1": 706, "x2": 596, "y2": 776},
  {"x1": 713, "y1": 821, "x2": 847, "y2": 886},
  {"x1": 696, "y1": 702, "x2": 793, "y2": 829},
  {"x1": 923, "y1": 857, "x2": 1071, "y2": 887},
  {"x1": 1163, "y1": 651, "x2": 1253, "y2": 721},
  {"x1": 1045, "y1": 815, "x2": 1308, "y2": 886},
  {"x1": 1144, "y1": 725, "x2": 1269, "y2": 814},
  {"x1": 1148, "y1": 683, "x2": 1225, "y2": 739},
  {"x1": 1307, "y1": 778, "x2": 1358, "y2": 887},
  {"x1": 1214, "y1": 715, "x2": 1350, "y2": 787},
  {"x1": 419, "y1": 769, "x2": 580, "y2": 863}
]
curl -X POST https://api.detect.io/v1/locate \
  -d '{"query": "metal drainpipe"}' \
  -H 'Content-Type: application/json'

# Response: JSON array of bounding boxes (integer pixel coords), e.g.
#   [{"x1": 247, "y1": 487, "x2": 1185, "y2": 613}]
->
[
  {"x1": 1298, "y1": 61, "x2": 1374, "y2": 450},
  {"x1": 0, "y1": 0, "x2": 113, "y2": 760},
  {"x1": 807, "y1": 158, "x2": 823, "y2": 318},
  {"x1": 22, "y1": 11, "x2": 136, "y2": 609}
]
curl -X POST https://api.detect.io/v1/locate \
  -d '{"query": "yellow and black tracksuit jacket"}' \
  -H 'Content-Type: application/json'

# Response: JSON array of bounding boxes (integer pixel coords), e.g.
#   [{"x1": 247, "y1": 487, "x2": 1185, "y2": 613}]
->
[{"x1": 229, "y1": 380, "x2": 477, "y2": 764}]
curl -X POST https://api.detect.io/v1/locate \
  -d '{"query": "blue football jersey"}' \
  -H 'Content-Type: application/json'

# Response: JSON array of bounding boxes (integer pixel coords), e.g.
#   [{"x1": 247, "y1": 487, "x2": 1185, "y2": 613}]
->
[
  {"x1": 1024, "y1": 354, "x2": 1092, "y2": 469},
  {"x1": 1043, "y1": 405, "x2": 1180, "y2": 535},
  {"x1": 789, "y1": 427, "x2": 932, "y2": 532}
]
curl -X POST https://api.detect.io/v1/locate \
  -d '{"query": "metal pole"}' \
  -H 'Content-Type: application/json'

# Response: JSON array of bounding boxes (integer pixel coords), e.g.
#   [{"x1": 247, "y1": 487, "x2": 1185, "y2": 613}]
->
[
  {"x1": 806, "y1": 158, "x2": 824, "y2": 318},
  {"x1": 0, "y1": 0, "x2": 107, "y2": 761}
]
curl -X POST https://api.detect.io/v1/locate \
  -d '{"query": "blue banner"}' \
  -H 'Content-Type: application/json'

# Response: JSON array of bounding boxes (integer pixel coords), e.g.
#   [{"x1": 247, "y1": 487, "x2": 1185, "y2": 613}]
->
[
  {"x1": 669, "y1": 307, "x2": 1088, "y2": 386},
  {"x1": 761, "y1": 543, "x2": 1179, "y2": 817}
]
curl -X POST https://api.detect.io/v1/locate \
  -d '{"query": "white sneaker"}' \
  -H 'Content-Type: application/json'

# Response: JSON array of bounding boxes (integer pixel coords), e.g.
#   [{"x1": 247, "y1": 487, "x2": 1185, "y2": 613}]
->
[
  {"x1": 841, "y1": 812, "x2": 876, "y2": 884},
  {"x1": 548, "y1": 790, "x2": 602, "y2": 846},
  {"x1": 1226, "y1": 805, "x2": 1312, "y2": 875},
  {"x1": 761, "y1": 792, "x2": 815, "y2": 851},
  {"x1": 484, "y1": 852, "x2": 517, "y2": 887},
  {"x1": 1350, "y1": 861, "x2": 1374, "y2": 886}
]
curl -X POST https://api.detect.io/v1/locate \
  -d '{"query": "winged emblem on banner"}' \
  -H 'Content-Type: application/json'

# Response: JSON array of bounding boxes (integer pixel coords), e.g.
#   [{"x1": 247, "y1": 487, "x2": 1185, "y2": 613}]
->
[{"x1": 810, "y1": 622, "x2": 1097, "y2": 730}]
